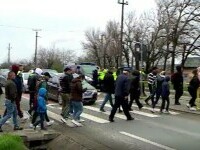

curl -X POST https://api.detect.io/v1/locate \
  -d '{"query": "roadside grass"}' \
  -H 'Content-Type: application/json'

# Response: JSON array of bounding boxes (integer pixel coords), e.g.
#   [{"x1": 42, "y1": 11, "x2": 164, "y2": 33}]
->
[{"x1": 0, "y1": 134, "x2": 27, "y2": 150}]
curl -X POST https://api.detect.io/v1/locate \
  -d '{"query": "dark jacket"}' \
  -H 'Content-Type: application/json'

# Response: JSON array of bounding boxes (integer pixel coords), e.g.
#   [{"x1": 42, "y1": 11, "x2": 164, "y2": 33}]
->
[
  {"x1": 27, "y1": 73, "x2": 38, "y2": 92},
  {"x1": 60, "y1": 73, "x2": 73, "y2": 93},
  {"x1": 161, "y1": 77, "x2": 170, "y2": 98},
  {"x1": 70, "y1": 78, "x2": 86, "y2": 101},
  {"x1": 103, "y1": 71, "x2": 115, "y2": 94},
  {"x1": 188, "y1": 75, "x2": 199, "y2": 91},
  {"x1": 171, "y1": 72, "x2": 183, "y2": 90},
  {"x1": 37, "y1": 88, "x2": 47, "y2": 113},
  {"x1": 129, "y1": 74, "x2": 140, "y2": 95},
  {"x1": 13, "y1": 74, "x2": 23, "y2": 94},
  {"x1": 5, "y1": 79, "x2": 17, "y2": 102},
  {"x1": 115, "y1": 74, "x2": 130, "y2": 97}
]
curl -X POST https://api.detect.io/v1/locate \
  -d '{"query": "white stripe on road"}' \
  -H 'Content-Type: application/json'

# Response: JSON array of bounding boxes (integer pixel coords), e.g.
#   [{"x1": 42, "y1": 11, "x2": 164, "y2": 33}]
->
[
  {"x1": 80, "y1": 113, "x2": 110, "y2": 123},
  {"x1": 131, "y1": 104, "x2": 179, "y2": 115},
  {"x1": 84, "y1": 106, "x2": 139, "y2": 120},
  {"x1": 104, "y1": 104, "x2": 159, "y2": 118},
  {"x1": 120, "y1": 131, "x2": 176, "y2": 150}
]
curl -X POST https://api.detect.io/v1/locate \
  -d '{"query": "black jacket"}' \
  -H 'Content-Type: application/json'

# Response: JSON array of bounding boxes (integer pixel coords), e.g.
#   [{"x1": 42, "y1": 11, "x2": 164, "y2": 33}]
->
[
  {"x1": 103, "y1": 71, "x2": 115, "y2": 94},
  {"x1": 188, "y1": 75, "x2": 199, "y2": 91},
  {"x1": 171, "y1": 72, "x2": 183, "y2": 89},
  {"x1": 129, "y1": 75, "x2": 140, "y2": 95},
  {"x1": 60, "y1": 73, "x2": 73, "y2": 93},
  {"x1": 115, "y1": 74, "x2": 130, "y2": 97}
]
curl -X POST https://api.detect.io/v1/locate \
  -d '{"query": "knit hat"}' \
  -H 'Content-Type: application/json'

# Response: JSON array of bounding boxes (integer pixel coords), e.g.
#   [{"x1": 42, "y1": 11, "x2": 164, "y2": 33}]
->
[{"x1": 11, "y1": 64, "x2": 19, "y2": 75}]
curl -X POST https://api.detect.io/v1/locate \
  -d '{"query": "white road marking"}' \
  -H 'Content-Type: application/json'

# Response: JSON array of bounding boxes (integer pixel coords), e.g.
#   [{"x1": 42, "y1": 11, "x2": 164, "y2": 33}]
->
[
  {"x1": 120, "y1": 131, "x2": 176, "y2": 150},
  {"x1": 81, "y1": 113, "x2": 110, "y2": 123},
  {"x1": 84, "y1": 106, "x2": 139, "y2": 120},
  {"x1": 131, "y1": 104, "x2": 179, "y2": 115},
  {"x1": 47, "y1": 110, "x2": 75, "y2": 127},
  {"x1": 104, "y1": 104, "x2": 159, "y2": 118}
]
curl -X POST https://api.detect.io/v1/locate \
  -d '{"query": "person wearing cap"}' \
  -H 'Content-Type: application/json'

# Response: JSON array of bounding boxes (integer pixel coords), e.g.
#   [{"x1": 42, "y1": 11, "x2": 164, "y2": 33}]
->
[
  {"x1": 70, "y1": 73, "x2": 87, "y2": 126},
  {"x1": 27, "y1": 68, "x2": 43, "y2": 116},
  {"x1": 59, "y1": 67, "x2": 73, "y2": 119},
  {"x1": 29, "y1": 72, "x2": 54, "y2": 128},
  {"x1": 171, "y1": 65, "x2": 183, "y2": 105},
  {"x1": 109, "y1": 69, "x2": 134, "y2": 122}
]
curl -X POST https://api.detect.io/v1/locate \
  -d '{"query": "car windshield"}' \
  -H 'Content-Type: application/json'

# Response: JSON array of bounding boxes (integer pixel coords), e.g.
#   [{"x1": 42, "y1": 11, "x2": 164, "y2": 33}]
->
[
  {"x1": 82, "y1": 80, "x2": 95, "y2": 90},
  {"x1": 81, "y1": 65, "x2": 97, "y2": 75}
]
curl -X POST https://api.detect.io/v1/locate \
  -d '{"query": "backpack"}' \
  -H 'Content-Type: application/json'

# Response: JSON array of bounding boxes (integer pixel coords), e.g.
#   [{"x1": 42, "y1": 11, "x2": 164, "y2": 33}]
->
[{"x1": 27, "y1": 74, "x2": 37, "y2": 91}]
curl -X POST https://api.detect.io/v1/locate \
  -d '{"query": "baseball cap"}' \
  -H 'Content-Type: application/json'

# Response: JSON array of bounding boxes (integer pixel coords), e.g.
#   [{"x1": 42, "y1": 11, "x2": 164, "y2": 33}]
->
[{"x1": 35, "y1": 68, "x2": 43, "y2": 76}]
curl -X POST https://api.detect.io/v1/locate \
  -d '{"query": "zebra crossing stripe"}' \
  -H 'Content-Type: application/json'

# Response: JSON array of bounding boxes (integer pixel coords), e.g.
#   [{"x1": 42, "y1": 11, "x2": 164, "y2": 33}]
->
[
  {"x1": 131, "y1": 104, "x2": 179, "y2": 115},
  {"x1": 80, "y1": 113, "x2": 110, "y2": 123},
  {"x1": 84, "y1": 106, "x2": 139, "y2": 120},
  {"x1": 104, "y1": 104, "x2": 159, "y2": 118}
]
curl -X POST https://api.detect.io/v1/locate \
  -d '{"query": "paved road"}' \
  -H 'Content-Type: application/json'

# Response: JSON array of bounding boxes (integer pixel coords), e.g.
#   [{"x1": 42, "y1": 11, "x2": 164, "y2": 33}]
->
[{"x1": 14, "y1": 93, "x2": 200, "y2": 150}]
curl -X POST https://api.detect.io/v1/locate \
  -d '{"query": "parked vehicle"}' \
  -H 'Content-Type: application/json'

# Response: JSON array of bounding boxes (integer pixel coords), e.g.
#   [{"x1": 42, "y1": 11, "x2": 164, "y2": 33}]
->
[
  {"x1": 0, "y1": 69, "x2": 9, "y2": 78},
  {"x1": 22, "y1": 72, "x2": 30, "y2": 93},
  {"x1": 42, "y1": 69, "x2": 58, "y2": 77},
  {"x1": 47, "y1": 74, "x2": 98, "y2": 105},
  {"x1": 64, "y1": 64, "x2": 98, "y2": 85},
  {"x1": 0, "y1": 75, "x2": 6, "y2": 87}
]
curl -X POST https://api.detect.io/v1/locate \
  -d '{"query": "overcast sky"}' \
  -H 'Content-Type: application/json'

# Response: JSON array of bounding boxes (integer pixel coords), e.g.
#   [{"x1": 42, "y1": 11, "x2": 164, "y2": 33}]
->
[{"x1": 0, "y1": 0, "x2": 156, "y2": 63}]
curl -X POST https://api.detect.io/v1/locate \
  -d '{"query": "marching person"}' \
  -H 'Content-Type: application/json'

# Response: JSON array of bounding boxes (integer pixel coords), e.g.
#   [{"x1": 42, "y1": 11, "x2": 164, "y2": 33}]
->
[
  {"x1": 187, "y1": 69, "x2": 199, "y2": 111},
  {"x1": 70, "y1": 74, "x2": 87, "y2": 126},
  {"x1": 100, "y1": 68, "x2": 114, "y2": 112},
  {"x1": 59, "y1": 67, "x2": 73, "y2": 119},
  {"x1": 129, "y1": 70, "x2": 143, "y2": 110},
  {"x1": 33, "y1": 88, "x2": 47, "y2": 130},
  {"x1": 144, "y1": 67, "x2": 158, "y2": 113},
  {"x1": 0, "y1": 71, "x2": 23, "y2": 132},
  {"x1": 109, "y1": 69, "x2": 134, "y2": 122},
  {"x1": 160, "y1": 76, "x2": 170, "y2": 113},
  {"x1": 171, "y1": 65, "x2": 183, "y2": 105}
]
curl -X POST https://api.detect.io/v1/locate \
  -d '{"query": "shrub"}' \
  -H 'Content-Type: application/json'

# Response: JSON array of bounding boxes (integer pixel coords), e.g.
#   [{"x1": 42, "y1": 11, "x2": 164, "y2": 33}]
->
[{"x1": 0, "y1": 134, "x2": 27, "y2": 150}]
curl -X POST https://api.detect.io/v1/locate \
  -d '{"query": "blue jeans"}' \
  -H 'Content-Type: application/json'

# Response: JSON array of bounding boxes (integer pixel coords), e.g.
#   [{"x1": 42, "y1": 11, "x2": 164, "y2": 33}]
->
[
  {"x1": 0, "y1": 99, "x2": 18, "y2": 127},
  {"x1": 71, "y1": 101, "x2": 83, "y2": 121},
  {"x1": 100, "y1": 93, "x2": 113, "y2": 110}
]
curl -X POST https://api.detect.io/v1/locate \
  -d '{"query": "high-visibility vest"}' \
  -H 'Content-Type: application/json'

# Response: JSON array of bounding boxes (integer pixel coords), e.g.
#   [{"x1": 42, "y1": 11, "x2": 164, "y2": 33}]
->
[{"x1": 112, "y1": 72, "x2": 117, "y2": 81}]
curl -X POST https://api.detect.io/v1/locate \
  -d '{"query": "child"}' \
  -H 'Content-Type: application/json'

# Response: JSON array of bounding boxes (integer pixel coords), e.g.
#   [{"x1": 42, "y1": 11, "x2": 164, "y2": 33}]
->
[
  {"x1": 33, "y1": 88, "x2": 47, "y2": 130},
  {"x1": 160, "y1": 76, "x2": 170, "y2": 113}
]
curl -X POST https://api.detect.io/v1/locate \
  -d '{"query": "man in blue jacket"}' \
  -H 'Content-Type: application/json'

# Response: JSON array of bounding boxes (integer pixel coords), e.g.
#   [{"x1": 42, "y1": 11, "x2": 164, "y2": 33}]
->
[{"x1": 109, "y1": 69, "x2": 133, "y2": 122}]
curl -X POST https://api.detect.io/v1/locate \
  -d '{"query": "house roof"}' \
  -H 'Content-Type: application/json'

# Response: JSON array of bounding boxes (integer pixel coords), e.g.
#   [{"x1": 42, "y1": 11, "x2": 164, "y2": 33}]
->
[{"x1": 184, "y1": 57, "x2": 200, "y2": 68}]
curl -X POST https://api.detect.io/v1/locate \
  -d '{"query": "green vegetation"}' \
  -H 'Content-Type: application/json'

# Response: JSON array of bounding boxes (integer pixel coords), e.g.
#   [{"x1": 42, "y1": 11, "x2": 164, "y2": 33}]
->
[{"x1": 0, "y1": 134, "x2": 27, "y2": 150}]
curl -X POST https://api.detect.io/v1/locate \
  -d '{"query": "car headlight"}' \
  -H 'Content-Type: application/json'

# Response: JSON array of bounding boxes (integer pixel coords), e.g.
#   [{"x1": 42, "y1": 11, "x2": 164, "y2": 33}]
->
[{"x1": 85, "y1": 76, "x2": 93, "y2": 82}]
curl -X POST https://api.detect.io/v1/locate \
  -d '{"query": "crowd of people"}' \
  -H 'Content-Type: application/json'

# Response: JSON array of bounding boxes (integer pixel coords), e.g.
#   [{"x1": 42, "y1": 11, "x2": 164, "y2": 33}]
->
[{"x1": 0, "y1": 63, "x2": 200, "y2": 131}]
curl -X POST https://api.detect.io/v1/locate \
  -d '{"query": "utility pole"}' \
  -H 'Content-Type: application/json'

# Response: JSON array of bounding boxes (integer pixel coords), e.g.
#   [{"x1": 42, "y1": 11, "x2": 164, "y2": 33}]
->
[
  {"x1": 100, "y1": 34, "x2": 106, "y2": 68},
  {"x1": 118, "y1": 0, "x2": 128, "y2": 67},
  {"x1": 8, "y1": 43, "x2": 11, "y2": 65},
  {"x1": 33, "y1": 29, "x2": 41, "y2": 67}
]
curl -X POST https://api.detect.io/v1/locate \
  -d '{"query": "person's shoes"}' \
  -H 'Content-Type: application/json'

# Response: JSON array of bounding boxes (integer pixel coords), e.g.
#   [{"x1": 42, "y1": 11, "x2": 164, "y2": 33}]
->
[
  {"x1": 163, "y1": 110, "x2": 170, "y2": 114},
  {"x1": 77, "y1": 119, "x2": 85, "y2": 123},
  {"x1": 127, "y1": 117, "x2": 134, "y2": 121},
  {"x1": 71, "y1": 120, "x2": 83, "y2": 127},
  {"x1": 46, "y1": 120, "x2": 54, "y2": 126},
  {"x1": 14, "y1": 126, "x2": 23, "y2": 131},
  {"x1": 174, "y1": 102, "x2": 181, "y2": 105},
  {"x1": 150, "y1": 108, "x2": 155, "y2": 113},
  {"x1": 41, "y1": 127, "x2": 48, "y2": 130},
  {"x1": 118, "y1": 109, "x2": 123, "y2": 113},
  {"x1": 29, "y1": 123, "x2": 34, "y2": 128},
  {"x1": 145, "y1": 100, "x2": 150, "y2": 106},
  {"x1": 109, "y1": 117, "x2": 114, "y2": 122},
  {"x1": 190, "y1": 107, "x2": 197, "y2": 111},
  {"x1": 139, "y1": 105, "x2": 143, "y2": 110},
  {"x1": 100, "y1": 108, "x2": 106, "y2": 112},
  {"x1": 186, "y1": 103, "x2": 191, "y2": 108}
]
